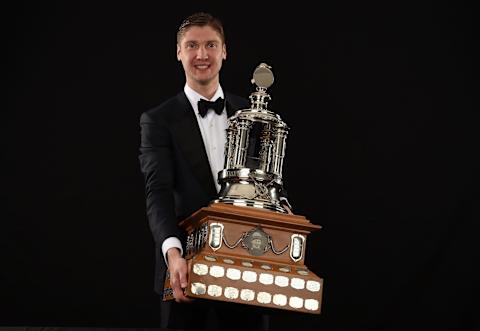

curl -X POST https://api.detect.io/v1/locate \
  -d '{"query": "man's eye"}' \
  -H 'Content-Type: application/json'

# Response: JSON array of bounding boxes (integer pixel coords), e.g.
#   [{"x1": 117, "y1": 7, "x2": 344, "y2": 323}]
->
[{"x1": 207, "y1": 43, "x2": 217, "y2": 48}]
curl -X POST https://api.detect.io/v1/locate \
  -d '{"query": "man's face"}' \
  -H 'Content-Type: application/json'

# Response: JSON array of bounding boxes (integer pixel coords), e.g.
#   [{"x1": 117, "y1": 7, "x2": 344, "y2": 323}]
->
[{"x1": 177, "y1": 25, "x2": 226, "y2": 88}]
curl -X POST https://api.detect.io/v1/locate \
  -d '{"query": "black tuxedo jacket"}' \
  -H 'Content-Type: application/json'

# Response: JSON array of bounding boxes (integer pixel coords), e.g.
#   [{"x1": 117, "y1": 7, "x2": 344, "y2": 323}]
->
[{"x1": 139, "y1": 91, "x2": 249, "y2": 295}]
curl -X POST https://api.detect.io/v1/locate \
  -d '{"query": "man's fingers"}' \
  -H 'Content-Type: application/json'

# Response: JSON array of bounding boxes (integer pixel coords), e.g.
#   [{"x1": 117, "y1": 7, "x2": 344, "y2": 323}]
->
[
  {"x1": 170, "y1": 270, "x2": 192, "y2": 303},
  {"x1": 172, "y1": 279, "x2": 192, "y2": 303},
  {"x1": 168, "y1": 257, "x2": 192, "y2": 303},
  {"x1": 170, "y1": 273, "x2": 182, "y2": 297},
  {"x1": 173, "y1": 285, "x2": 186, "y2": 301},
  {"x1": 175, "y1": 292, "x2": 194, "y2": 303},
  {"x1": 179, "y1": 271, "x2": 188, "y2": 288}
]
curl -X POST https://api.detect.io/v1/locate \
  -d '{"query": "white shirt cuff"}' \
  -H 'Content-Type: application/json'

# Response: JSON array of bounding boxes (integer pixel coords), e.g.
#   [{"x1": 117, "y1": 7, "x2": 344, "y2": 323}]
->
[{"x1": 161, "y1": 237, "x2": 184, "y2": 265}]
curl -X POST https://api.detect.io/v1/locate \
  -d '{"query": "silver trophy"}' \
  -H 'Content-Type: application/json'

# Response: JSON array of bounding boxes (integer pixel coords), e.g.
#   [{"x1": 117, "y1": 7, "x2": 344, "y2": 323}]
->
[
  {"x1": 215, "y1": 63, "x2": 289, "y2": 213},
  {"x1": 164, "y1": 63, "x2": 324, "y2": 314}
]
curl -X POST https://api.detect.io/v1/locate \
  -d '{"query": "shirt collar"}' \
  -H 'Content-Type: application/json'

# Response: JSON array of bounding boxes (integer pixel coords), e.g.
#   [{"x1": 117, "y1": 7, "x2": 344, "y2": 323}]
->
[{"x1": 184, "y1": 84, "x2": 225, "y2": 114}]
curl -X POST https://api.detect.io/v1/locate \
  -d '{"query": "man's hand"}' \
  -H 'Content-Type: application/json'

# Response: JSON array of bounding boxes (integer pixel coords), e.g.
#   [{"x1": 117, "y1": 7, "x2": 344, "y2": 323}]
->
[
  {"x1": 167, "y1": 248, "x2": 193, "y2": 303},
  {"x1": 281, "y1": 199, "x2": 294, "y2": 215}
]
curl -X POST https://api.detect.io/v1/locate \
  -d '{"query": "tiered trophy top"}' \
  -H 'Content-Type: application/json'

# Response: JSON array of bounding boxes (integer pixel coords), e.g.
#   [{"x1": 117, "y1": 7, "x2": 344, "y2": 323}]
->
[
  {"x1": 214, "y1": 63, "x2": 290, "y2": 213},
  {"x1": 230, "y1": 63, "x2": 288, "y2": 127}
]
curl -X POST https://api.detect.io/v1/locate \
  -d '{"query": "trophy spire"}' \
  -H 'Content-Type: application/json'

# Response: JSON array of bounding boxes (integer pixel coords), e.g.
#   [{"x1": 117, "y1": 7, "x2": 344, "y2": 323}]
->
[{"x1": 249, "y1": 63, "x2": 273, "y2": 112}]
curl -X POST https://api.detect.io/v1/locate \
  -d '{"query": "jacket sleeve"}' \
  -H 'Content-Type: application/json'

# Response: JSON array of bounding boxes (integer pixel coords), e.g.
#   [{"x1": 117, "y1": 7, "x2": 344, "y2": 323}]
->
[{"x1": 139, "y1": 111, "x2": 182, "y2": 245}]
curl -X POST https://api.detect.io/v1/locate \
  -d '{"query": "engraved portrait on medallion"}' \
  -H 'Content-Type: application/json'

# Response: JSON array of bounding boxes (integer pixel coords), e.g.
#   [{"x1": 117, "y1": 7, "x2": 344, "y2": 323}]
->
[{"x1": 243, "y1": 226, "x2": 269, "y2": 256}]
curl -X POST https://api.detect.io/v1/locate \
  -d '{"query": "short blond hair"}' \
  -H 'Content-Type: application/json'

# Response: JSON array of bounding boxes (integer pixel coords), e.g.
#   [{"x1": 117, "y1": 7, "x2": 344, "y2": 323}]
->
[{"x1": 177, "y1": 12, "x2": 225, "y2": 44}]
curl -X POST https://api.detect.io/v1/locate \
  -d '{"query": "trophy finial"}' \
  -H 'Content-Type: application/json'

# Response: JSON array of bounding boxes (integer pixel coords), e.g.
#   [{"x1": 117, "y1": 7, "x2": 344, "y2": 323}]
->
[
  {"x1": 251, "y1": 63, "x2": 274, "y2": 89},
  {"x1": 249, "y1": 63, "x2": 273, "y2": 111}
]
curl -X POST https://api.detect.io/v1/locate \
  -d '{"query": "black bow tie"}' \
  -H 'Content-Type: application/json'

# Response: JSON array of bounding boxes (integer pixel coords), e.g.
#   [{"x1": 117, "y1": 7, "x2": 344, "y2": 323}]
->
[{"x1": 197, "y1": 97, "x2": 225, "y2": 117}]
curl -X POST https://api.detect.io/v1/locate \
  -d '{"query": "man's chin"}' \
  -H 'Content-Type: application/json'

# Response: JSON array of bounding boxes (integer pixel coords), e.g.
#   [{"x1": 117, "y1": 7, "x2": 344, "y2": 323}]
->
[
  {"x1": 196, "y1": 77, "x2": 215, "y2": 86},
  {"x1": 188, "y1": 71, "x2": 218, "y2": 86}
]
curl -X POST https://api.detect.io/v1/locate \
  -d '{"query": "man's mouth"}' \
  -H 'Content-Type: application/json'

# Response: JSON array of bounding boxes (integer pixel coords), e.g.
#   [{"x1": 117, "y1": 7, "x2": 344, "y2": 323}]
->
[{"x1": 194, "y1": 64, "x2": 210, "y2": 70}]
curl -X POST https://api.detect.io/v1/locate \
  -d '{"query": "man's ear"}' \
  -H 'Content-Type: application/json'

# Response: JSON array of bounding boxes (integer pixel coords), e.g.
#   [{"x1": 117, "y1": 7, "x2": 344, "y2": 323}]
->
[
  {"x1": 222, "y1": 44, "x2": 227, "y2": 60},
  {"x1": 177, "y1": 44, "x2": 181, "y2": 61}
]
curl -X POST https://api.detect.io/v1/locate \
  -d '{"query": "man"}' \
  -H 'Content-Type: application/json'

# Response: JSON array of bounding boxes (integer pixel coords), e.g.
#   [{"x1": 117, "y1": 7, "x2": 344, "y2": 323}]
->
[{"x1": 139, "y1": 12, "x2": 271, "y2": 330}]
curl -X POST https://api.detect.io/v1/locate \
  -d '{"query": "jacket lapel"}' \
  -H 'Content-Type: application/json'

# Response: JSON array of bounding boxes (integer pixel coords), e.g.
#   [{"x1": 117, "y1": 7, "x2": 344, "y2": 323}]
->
[
  {"x1": 169, "y1": 92, "x2": 217, "y2": 197},
  {"x1": 170, "y1": 91, "x2": 248, "y2": 198},
  {"x1": 225, "y1": 93, "x2": 245, "y2": 118}
]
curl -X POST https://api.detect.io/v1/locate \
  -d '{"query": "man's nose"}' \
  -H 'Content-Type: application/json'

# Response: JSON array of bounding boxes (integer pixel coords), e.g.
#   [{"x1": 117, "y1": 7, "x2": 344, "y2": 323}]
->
[{"x1": 196, "y1": 46, "x2": 208, "y2": 59}]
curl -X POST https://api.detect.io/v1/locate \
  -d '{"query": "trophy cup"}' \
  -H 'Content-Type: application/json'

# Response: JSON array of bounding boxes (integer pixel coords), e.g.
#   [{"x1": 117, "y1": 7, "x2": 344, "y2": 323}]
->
[{"x1": 163, "y1": 63, "x2": 324, "y2": 314}]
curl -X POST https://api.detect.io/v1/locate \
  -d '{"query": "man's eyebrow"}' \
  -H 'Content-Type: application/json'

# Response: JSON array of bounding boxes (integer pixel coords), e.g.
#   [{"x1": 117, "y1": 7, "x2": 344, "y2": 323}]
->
[{"x1": 183, "y1": 39, "x2": 220, "y2": 44}]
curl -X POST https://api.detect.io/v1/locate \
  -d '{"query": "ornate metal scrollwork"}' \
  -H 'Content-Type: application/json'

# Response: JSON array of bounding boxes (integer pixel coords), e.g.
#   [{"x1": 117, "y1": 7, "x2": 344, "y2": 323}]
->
[{"x1": 222, "y1": 225, "x2": 289, "y2": 256}]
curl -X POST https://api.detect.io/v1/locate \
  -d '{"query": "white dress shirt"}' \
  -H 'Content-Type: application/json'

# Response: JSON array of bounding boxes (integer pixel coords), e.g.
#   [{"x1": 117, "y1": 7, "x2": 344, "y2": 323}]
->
[{"x1": 162, "y1": 84, "x2": 228, "y2": 264}]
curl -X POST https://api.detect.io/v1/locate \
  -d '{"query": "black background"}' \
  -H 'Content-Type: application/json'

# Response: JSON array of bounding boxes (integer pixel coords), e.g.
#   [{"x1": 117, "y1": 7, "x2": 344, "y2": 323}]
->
[{"x1": 4, "y1": 1, "x2": 477, "y2": 330}]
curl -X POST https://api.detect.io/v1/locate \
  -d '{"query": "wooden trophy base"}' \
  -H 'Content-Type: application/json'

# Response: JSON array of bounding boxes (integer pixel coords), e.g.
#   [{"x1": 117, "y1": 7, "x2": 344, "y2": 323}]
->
[{"x1": 163, "y1": 203, "x2": 323, "y2": 314}]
